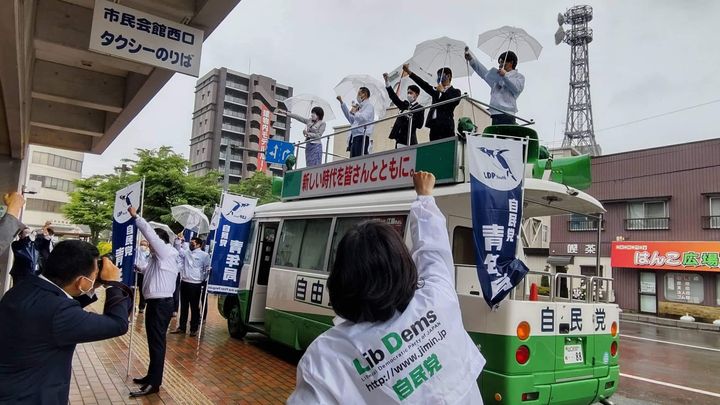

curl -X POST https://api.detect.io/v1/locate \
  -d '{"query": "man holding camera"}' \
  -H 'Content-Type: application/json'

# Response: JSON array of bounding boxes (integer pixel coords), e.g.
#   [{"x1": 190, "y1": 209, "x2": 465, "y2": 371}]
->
[{"x1": 0, "y1": 240, "x2": 131, "y2": 404}]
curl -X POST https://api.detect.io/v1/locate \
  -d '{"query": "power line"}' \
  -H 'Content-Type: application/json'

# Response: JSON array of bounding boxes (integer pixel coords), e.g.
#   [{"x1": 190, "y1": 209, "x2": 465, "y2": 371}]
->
[{"x1": 596, "y1": 98, "x2": 720, "y2": 133}]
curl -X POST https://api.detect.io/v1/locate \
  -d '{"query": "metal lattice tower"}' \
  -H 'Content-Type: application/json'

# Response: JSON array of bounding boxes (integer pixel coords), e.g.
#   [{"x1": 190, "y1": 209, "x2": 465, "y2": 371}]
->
[{"x1": 555, "y1": 5, "x2": 600, "y2": 155}]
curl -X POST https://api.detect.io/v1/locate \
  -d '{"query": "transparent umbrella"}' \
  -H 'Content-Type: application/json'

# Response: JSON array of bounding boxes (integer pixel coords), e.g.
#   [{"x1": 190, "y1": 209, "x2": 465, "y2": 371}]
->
[
  {"x1": 171, "y1": 205, "x2": 210, "y2": 234},
  {"x1": 334, "y1": 74, "x2": 390, "y2": 120},
  {"x1": 282, "y1": 94, "x2": 336, "y2": 121},
  {"x1": 409, "y1": 36, "x2": 473, "y2": 80},
  {"x1": 148, "y1": 221, "x2": 176, "y2": 245},
  {"x1": 476, "y1": 26, "x2": 542, "y2": 63},
  {"x1": 386, "y1": 60, "x2": 434, "y2": 106}
]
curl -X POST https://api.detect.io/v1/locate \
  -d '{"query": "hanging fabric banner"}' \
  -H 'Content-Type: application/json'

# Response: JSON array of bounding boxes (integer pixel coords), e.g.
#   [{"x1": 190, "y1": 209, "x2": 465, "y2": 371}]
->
[
  {"x1": 468, "y1": 135, "x2": 529, "y2": 308},
  {"x1": 207, "y1": 194, "x2": 257, "y2": 294},
  {"x1": 205, "y1": 206, "x2": 221, "y2": 254},
  {"x1": 112, "y1": 181, "x2": 143, "y2": 286}
]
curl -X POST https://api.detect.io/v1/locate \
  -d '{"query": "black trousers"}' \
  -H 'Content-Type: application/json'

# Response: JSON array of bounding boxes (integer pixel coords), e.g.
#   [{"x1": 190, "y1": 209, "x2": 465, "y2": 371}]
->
[
  {"x1": 135, "y1": 272, "x2": 146, "y2": 310},
  {"x1": 172, "y1": 274, "x2": 180, "y2": 312},
  {"x1": 178, "y1": 281, "x2": 202, "y2": 332},
  {"x1": 428, "y1": 121, "x2": 455, "y2": 142},
  {"x1": 144, "y1": 297, "x2": 174, "y2": 387},
  {"x1": 349, "y1": 136, "x2": 370, "y2": 157},
  {"x1": 491, "y1": 113, "x2": 517, "y2": 125}
]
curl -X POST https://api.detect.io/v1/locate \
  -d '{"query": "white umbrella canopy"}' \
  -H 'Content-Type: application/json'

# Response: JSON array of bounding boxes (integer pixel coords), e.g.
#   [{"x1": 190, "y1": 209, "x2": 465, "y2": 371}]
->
[
  {"x1": 171, "y1": 205, "x2": 210, "y2": 234},
  {"x1": 334, "y1": 74, "x2": 390, "y2": 119},
  {"x1": 282, "y1": 94, "x2": 336, "y2": 121},
  {"x1": 476, "y1": 26, "x2": 543, "y2": 63},
  {"x1": 386, "y1": 61, "x2": 434, "y2": 106},
  {"x1": 409, "y1": 36, "x2": 473, "y2": 80},
  {"x1": 148, "y1": 221, "x2": 177, "y2": 245}
]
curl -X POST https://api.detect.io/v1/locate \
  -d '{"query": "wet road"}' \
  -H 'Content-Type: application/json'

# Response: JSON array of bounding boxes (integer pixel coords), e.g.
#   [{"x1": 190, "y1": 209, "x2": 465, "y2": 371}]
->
[{"x1": 613, "y1": 320, "x2": 720, "y2": 405}]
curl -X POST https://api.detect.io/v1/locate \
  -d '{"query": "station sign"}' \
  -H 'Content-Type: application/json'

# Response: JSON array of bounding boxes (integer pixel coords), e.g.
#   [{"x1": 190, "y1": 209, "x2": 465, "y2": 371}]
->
[
  {"x1": 611, "y1": 241, "x2": 720, "y2": 272},
  {"x1": 281, "y1": 139, "x2": 460, "y2": 200},
  {"x1": 89, "y1": 0, "x2": 203, "y2": 76}
]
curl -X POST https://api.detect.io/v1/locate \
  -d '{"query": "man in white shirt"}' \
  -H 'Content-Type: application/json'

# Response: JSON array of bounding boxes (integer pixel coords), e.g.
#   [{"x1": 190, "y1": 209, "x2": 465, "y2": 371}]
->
[
  {"x1": 127, "y1": 207, "x2": 179, "y2": 397},
  {"x1": 134, "y1": 239, "x2": 150, "y2": 313},
  {"x1": 465, "y1": 49, "x2": 525, "y2": 125},
  {"x1": 338, "y1": 87, "x2": 375, "y2": 158},
  {"x1": 171, "y1": 236, "x2": 211, "y2": 336}
]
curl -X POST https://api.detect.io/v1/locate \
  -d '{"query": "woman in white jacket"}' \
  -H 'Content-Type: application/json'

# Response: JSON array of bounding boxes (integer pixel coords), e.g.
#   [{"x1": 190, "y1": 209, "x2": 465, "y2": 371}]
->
[{"x1": 288, "y1": 172, "x2": 486, "y2": 404}]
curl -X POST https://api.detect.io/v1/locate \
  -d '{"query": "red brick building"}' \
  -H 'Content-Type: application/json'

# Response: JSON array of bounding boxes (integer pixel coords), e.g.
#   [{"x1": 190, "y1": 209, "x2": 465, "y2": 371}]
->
[{"x1": 550, "y1": 139, "x2": 720, "y2": 321}]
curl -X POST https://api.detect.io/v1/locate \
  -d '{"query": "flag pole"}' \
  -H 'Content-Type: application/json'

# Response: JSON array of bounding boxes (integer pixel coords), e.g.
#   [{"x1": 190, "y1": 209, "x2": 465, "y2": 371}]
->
[
  {"x1": 126, "y1": 177, "x2": 145, "y2": 378},
  {"x1": 197, "y1": 197, "x2": 223, "y2": 342}
]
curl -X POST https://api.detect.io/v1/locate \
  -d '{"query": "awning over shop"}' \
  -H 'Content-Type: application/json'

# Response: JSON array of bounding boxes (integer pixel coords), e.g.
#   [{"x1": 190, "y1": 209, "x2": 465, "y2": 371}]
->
[{"x1": 547, "y1": 255, "x2": 574, "y2": 266}]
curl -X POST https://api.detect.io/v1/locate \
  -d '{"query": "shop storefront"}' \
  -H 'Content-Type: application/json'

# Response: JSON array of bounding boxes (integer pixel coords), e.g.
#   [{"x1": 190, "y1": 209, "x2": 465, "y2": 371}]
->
[{"x1": 611, "y1": 241, "x2": 720, "y2": 322}]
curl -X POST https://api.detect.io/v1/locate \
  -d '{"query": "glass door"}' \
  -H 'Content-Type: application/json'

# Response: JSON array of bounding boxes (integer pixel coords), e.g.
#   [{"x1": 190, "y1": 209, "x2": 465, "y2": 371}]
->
[{"x1": 639, "y1": 271, "x2": 657, "y2": 314}]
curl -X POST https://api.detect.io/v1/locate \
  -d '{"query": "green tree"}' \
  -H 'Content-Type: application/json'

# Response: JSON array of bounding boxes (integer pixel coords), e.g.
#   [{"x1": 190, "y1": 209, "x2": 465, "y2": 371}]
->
[
  {"x1": 62, "y1": 175, "x2": 115, "y2": 244},
  {"x1": 228, "y1": 172, "x2": 279, "y2": 206}
]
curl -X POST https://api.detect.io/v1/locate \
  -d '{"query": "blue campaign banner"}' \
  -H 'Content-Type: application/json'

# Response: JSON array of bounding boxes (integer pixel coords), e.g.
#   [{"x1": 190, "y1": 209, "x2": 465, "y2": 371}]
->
[
  {"x1": 182, "y1": 229, "x2": 196, "y2": 242},
  {"x1": 467, "y1": 136, "x2": 529, "y2": 308},
  {"x1": 265, "y1": 139, "x2": 295, "y2": 165},
  {"x1": 112, "y1": 181, "x2": 143, "y2": 286},
  {"x1": 205, "y1": 207, "x2": 220, "y2": 254},
  {"x1": 207, "y1": 194, "x2": 257, "y2": 294}
]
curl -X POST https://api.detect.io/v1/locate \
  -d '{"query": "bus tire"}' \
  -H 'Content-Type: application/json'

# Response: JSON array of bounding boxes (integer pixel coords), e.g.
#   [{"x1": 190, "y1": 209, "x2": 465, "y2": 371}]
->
[{"x1": 225, "y1": 296, "x2": 247, "y2": 339}]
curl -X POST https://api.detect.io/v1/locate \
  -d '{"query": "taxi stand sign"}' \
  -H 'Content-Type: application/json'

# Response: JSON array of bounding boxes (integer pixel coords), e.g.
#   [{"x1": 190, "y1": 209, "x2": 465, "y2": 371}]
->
[{"x1": 89, "y1": 0, "x2": 203, "y2": 77}]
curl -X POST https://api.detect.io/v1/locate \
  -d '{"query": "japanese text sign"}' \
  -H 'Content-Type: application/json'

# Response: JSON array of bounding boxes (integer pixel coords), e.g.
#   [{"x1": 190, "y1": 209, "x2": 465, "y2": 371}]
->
[
  {"x1": 89, "y1": 0, "x2": 203, "y2": 76},
  {"x1": 207, "y1": 193, "x2": 257, "y2": 294},
  {"x1": 611, "y1": 241, "x2": 720, "y2": 272},
  {"x1": 112, "y1": 181, "x2": 142, "y2": 286},
  {"x1": 468, "y1": 136, "x2": 529, "y2": 308},
  {"x1": 256, "y1": 104, "x2": 272, "y2": 172}
]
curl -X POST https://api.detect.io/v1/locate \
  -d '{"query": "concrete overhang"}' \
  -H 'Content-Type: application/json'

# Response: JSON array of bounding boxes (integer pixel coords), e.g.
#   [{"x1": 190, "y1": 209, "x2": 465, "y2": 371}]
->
[{"x1": 0, "y1": 0, "x2": 241, "y2": 160}]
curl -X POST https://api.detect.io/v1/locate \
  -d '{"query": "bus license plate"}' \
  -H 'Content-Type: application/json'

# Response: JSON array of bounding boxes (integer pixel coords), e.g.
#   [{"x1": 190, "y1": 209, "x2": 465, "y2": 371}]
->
[{"x1": 564, "y1": 344, "x2": 584, "y2": 364}]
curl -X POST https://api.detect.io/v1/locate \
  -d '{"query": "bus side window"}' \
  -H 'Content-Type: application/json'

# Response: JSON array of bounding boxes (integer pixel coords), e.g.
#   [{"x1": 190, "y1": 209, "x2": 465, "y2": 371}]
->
[
  {"x1": 274, "y1": 218, "x2": 332, "y2": 271},
  {"x1": 243, "y1": 220, "x2": 257, "y2": 265},
  {"x1": 329, "y1": 215, "x2": 408, "y2": 271},
  {"x1": 452, "y1": 226, "x2": 477, "y2": 266}
]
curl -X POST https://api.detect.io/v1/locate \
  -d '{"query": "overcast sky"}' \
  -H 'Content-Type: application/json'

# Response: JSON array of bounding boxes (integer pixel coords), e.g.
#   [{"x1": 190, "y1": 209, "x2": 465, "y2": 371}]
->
[{"x1": 83, "y1": 0, "x2": 720, "y2": 176}]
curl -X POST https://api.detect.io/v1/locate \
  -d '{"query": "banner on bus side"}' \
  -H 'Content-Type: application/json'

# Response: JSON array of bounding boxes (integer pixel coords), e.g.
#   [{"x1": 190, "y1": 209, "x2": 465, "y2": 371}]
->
[
  {"x1": 207, "y1": 194, "x2": 257, "y2": 294},
  {"x1": 112, "y1": 181, "x2": 142, "y2": 286},
  {"x1": 467, "y1": 136, "x2": 529, "y2": 308}
]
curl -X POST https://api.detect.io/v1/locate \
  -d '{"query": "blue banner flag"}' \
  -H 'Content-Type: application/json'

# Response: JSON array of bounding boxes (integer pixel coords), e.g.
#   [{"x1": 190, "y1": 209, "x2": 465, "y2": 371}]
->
[
  {"x1": 182, "y1": 229, "x2": 196, "y2": 242},
  {"x1": 207, "y1": 194, "x2": 257, "y2": 294},
  {"x1": 112, "y1": 181, "x2": 143, "y2": 286},
  {"x1": 205, "y1": 206, "x2": 221, "y2": 254},
  {"x1": 468, "y1": 136, "x2": 529, "y2": 308}
]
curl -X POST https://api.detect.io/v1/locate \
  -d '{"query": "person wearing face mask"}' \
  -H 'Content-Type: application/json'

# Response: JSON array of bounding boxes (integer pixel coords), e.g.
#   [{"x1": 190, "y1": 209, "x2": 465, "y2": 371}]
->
[
  {"x1": 383, "y1": 73, "x2": 425, "y2": 147},
  {"x1": 464, "y1": 48, "x2": 525, "y2": 125},
  {"x1": 283, "y1": 106, "x2": 326, "y2": 167},
  {"x1": 135, "y1": 239, "x2": 151, "y2": 314},
  {"x1": 10, "y1": 227, "x2": 39, "y2": 286},
  {"x1": 34, "y1": 221, "x2": 56, "y2": 272},
  {"x1": 403, "y1": 64, "x2": 462, "y2": 141},
  {"x1": 171, "y1": 236, "x2": 211, "y2": 337},
  {"x1": 337, "y1": 86, "x2": 375, "y2": 157},
  {"x1": 0, "y1": 240, "x2": 131, "y2": 404}
]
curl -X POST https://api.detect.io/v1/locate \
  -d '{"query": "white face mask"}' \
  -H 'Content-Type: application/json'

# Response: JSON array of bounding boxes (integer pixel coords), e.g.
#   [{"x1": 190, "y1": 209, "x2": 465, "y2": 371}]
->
[
  {"x1": 311, "y1": 113, "x2": 319, "y2": 122},
  {"x1": 407, "y1": 93, "x2": 416, "y2": 103},
  {"x1": 79, "y1": 276, "x2": 96, "y2": 297}
]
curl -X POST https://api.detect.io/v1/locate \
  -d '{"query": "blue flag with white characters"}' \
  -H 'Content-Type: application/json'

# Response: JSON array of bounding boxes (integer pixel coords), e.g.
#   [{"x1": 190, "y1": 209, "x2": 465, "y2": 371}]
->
[
  {"x1": 112, "y1": 181, "x2": 142, "y2": 286},
  {"x1": 467, "y1": 136, "x2": 529, "y2": 308}
]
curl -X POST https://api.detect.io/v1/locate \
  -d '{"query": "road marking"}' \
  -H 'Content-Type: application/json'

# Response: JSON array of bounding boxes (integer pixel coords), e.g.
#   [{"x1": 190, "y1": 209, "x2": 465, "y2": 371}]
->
[
  {"x1": 620, "y1": 334, "x2": 720, "y2": 352},
  {"x1": 620, "y1": 373, "x2": 720, "y2": 399}
]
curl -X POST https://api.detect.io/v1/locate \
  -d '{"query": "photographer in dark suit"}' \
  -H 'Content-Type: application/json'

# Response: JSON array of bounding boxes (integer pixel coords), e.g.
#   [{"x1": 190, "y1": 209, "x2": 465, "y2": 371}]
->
[
  {"x1": 403, "y1": 63, "x2": 462, "y2": 141},
  {"x1": 383, "y1": 73, "x2": 424, "y2": 147},
  {"x1": 0, "y1": 240, "x2": 131, "y2": 404}
]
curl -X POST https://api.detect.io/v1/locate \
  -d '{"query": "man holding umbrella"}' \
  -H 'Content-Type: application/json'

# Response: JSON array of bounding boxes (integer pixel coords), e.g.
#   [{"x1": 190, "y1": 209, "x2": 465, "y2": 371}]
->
[
  {"x1": 337, "y1": 87, "x2": 374, "y2": 158},
  {"x1": 465, "y1": 49, "x2": 525, "y2": 125},
  {"x1": 402, "y1": 64, "x2": 461, "y2": 141}
]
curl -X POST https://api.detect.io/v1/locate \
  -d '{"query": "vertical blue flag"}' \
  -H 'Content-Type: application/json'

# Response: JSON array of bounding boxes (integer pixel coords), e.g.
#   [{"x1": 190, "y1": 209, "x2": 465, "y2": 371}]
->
[
  {"x1": 112, "y1": 181, "x2": 142, "y2": 286},
  {"x1": 205, "y1": 206, "x2": 220, "y2": 254},
  {"x1": 468, "y1": 136, "x2": 529, "y2": 308},
  {"x1": 207, "y1": 194, "x2": 257, "y2": 294}
]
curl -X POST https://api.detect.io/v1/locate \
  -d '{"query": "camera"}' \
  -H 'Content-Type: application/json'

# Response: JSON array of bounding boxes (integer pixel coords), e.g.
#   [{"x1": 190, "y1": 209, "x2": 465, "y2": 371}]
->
[{"x1": 98, "y1": 253, "x2": 116, "y2": 271}]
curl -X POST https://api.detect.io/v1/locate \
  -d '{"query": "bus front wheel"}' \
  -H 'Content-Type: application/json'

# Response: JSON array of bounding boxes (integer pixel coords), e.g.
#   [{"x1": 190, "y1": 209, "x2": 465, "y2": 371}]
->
[{"x1": 225, "y1": 296, "x2": 248, "y2": 339}]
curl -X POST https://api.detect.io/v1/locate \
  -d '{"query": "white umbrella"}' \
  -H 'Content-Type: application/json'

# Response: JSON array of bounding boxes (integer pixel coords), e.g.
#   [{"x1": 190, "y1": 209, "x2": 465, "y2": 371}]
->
[
  {"x1": 171, "y1": 205, "x2": 210, "y2": 234},
  {"x1": 148, "y1": 221, "x2": 176, "y2": 245},
  {"x1": 282, "y1": 94, "x2": 336, "y2": 121},
  {"x1": 386, "y1": 61, "x2": 434, "y2": 106},
  {"x1": 334, "y1": 74, "x2": 390, "y2": 119},
  {"x1": 409, "y1": 36, "x2": 473, "y2": 80},
  {"x1": 476, "y1": 26, "x2": 543, "y2": 63}
]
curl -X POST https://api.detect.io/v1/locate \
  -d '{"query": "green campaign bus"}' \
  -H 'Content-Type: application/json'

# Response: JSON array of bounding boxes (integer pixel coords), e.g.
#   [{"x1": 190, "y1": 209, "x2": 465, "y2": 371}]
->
[{"x1": 218, "y1": 132, "x2": 619, "y2": 405}]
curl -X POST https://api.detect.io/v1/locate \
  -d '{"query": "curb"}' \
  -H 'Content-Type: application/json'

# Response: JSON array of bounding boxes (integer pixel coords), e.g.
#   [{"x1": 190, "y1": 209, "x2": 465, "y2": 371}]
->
[{"x1": 620, "y1": 312, "x2": 720, "y2": 332}]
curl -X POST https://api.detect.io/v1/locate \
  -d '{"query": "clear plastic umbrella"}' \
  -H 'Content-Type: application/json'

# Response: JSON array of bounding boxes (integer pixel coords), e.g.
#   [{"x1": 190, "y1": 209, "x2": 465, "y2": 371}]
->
[
  {"x1": 171, "y1": 205, "x2": 210, "y2": 234},
  {"x1": 476, "y1": 26, "x2": 542, "y2": 63},
  {"x1": 282, "y1": 94, "x2": 336, "y2": 121},
  {"x1": 148, "y1": 221, "x2": 176, "y2": 245},
  {"x1": 409, "y1": 36, "x2": 473, "y2": 80},
  {"x1": 386, "y1": 60, "x2": 434, "y2": 106},
  {"x1": 334, "y1": 74, "x2": 390, "y2": 119}
]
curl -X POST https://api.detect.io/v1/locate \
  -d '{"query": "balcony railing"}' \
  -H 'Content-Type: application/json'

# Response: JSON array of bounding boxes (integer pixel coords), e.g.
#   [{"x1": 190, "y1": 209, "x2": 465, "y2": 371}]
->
[
  {"x1": 224, "y1": 95, "x2": 247, "y2": 105},
  {"x1": 568, "y1": 219, "x2": 604, "y2": 232},
  {"x1": 624, "y1": 217, "x2": 670, "y2": 230},
  {"x1": 220, "y1": 139, "x2": 244, "y2": 148},
  {"x1": 222, "y1": 123, "x2": 245, "y2": 133},
  {"x1": 226, "y1": 82, "x2": 248, "y2": 92},
  {"x1": 223, "y1": 110, "x2": 246, "y2": 120},
  {"x1": 702, "y1": 216, "x2": 720, "y2": 229}
]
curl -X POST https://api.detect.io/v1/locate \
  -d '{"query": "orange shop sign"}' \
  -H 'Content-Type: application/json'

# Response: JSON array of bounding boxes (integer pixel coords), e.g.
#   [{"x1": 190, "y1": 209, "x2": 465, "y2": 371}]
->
[{"x1": 611, "y1": 241, "x2": 720, "y2": 272}]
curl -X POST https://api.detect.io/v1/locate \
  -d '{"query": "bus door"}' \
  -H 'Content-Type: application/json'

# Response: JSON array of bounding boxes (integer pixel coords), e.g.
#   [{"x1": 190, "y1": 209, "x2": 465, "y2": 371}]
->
[
  {"x1": 448, "y1": 216, "x2": 479, "y2": 294},
  {"x1": 248, "y1": 222, "x2": 278, "y2": 323}
]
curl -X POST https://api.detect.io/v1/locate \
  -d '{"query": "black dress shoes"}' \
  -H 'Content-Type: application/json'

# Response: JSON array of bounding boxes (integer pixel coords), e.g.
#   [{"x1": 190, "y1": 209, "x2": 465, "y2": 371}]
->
[
  {"x1": 129, "y1": 384, "x2": 160, "y2": 397},
  {"x1": 132, "y1": 376, "x2": 149, "y2": 385}
]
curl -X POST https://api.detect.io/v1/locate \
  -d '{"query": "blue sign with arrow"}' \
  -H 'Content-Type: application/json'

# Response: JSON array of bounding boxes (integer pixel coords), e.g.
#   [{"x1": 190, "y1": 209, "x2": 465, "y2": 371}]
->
[{"x1": 265, "y1": 139, "x2": 295, "y2": 165}]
